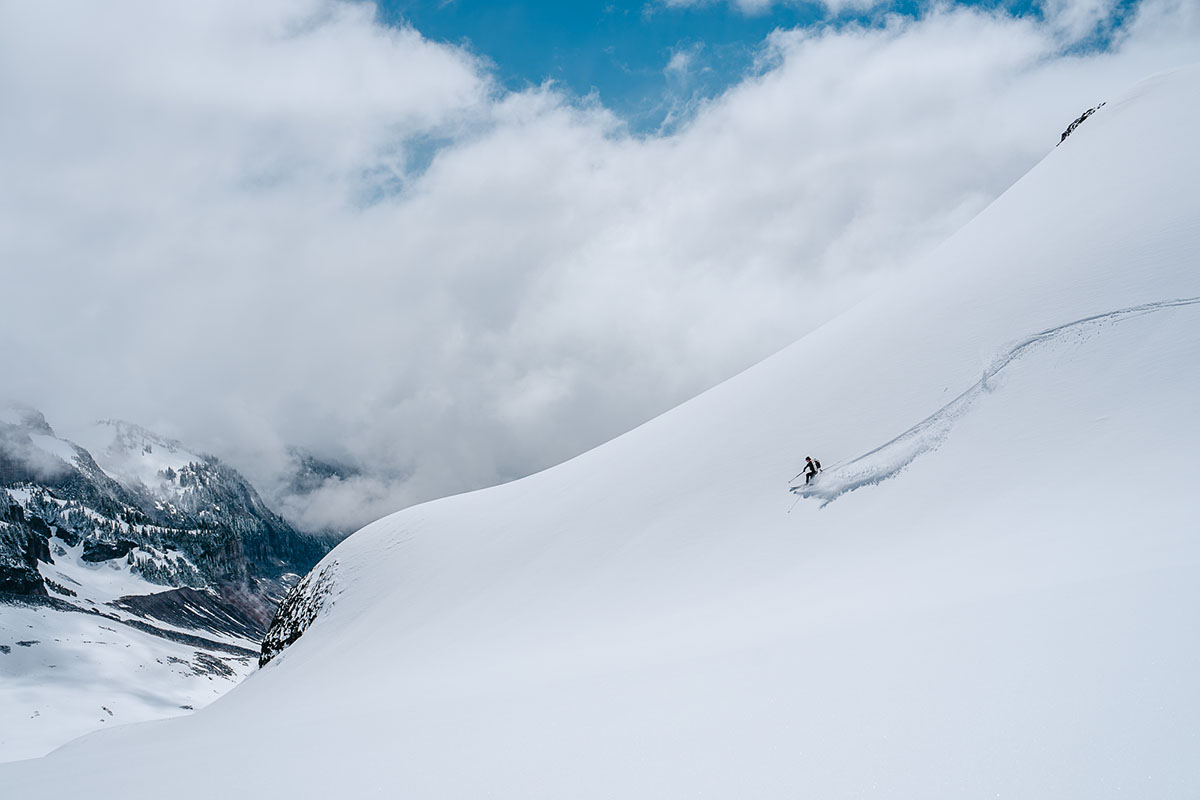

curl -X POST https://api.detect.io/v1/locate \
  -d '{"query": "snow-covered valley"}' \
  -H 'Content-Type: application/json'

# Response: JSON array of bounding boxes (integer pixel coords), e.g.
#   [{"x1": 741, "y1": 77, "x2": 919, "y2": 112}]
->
[
  {"x1": 0, "y1": 417, "x2": 328, "y2": 760},
  {"x1": 0, "y1": 600, "x2": 256, "y2": 763},
  {"x1": 3, "y1": 64, "x2": 1199, "y2": 797}
]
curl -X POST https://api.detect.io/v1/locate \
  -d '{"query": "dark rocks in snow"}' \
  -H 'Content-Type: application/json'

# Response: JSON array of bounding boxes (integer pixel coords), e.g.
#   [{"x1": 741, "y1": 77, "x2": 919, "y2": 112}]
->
[
  {"x1": 259, "y1": 561, "x2": 338, "y2": 667},
  {"x1": 0, "y1": 549, "x2": 46, "y2": 595},
  {"x1": 0, "y1": 553, "x2": 45, "y2": 594},
  {"x1": 0, "y1": 503, "x2": 50, "y2": 596},
  {"x1": 114, "y1": 586, "x2": 268, "y2": 642},
  {"x1": 1, "y1": 590, "x2": 262, "y2": 658},
  {"x1": 114, "y1": 616, "x2": 257, "y2": 657},
  {"x1": 81, "y1": 538, "x2": 137, "y2": 563},
  {"x1": 54, "y1": 527, "x2": 81, "y2": 548},
  {"x1": 0, "y1": 592, "x2": 81, "y2": 614},
  {"x1": 191, "y1": 651, "x2": 239, "y2": 679},
  {"x1": 44, "y1": 578, "x2": 77, "y2": 598},
  {"x1": 1059, "y1": 102, "x2": 1106, "y2": 145},
  {"x1": 23, "y1": 512, "x2": 53, "y2": 543}
]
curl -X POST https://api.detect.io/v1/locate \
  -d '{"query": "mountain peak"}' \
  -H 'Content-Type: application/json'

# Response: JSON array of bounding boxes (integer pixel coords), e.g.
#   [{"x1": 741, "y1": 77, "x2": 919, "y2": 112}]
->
[
  {"x1": 0, "y1": 404, "x2": 55, "y2": 437},
  {"x1": 93, "y1": 418, "x2": 191, "y2": 458},
  {"x1": 76, "y1": 419, "x2": 209, "y2": 490}
]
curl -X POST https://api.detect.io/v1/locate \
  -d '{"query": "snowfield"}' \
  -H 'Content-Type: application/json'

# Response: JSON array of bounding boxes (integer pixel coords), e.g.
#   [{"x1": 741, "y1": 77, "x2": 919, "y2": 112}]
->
[
  {"x1": 0, "y1": 536, "x2": 259, "y2": 762},
  {"x1": 0, "y1": 603, "x2": 255, "y2": 763},
  {"x1": 3, "y1": 65, "x2": 1199, "y2": 797}
]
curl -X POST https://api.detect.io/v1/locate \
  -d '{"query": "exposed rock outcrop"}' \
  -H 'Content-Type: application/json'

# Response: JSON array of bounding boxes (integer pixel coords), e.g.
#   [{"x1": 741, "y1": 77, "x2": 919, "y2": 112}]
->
[
  {"x1": 259, "y1": 560, "x2": 339, "y2": 667},
  {"x1": 1058, "y1": 102, "x2": 1106, "y2": 145}
]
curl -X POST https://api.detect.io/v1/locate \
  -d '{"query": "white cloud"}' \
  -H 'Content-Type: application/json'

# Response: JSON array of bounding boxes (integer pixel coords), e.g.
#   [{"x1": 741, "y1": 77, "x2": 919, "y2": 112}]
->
[
  {"x1": 1, "y1": 0, "x2": 1197, "y2": 533},
  {"x1": 1041, "y1": 0, "x2": 1121, "y2": 41},
  {"x1": 665, "y1": 44, "x2": 702, "y2": 79},
  {"x1": 661, "y1": 0, "x2": 1136, "y2": 34},
  {"x1": 660, "y1": 0, "x2": 884, "y2": 16}
]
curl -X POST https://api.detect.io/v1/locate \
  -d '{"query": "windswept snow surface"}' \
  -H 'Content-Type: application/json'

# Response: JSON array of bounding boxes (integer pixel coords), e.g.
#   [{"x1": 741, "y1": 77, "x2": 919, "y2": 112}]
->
[{"x1": 5, "y1": 66, "x2": 1200, "y2": 795}]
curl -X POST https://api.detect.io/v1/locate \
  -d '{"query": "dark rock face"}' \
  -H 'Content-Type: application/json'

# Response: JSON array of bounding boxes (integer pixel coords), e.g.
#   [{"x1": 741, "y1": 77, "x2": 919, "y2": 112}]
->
[
  {"x1": 1058, "y1": 102, "x2": 1106, "y2": 145},
  {"x1": 55, "y1": 527, "x2": 81, "y2": 548},
  {"x1": 0, "y1": 503, "x2": 50, "y2": 596},
  {"x1": 0, "y1": 559, "x2": 46, "y2": 595},
  {"x1": 259, "y1": 560, "x2": 339, "y2": 667},
  {"x1": 81, "y1": 538, "x2": 137, "y2": 563},
  {"x1": 110, "y1": 456, "x2": 331, "y2": 587},
  {"x1": 24, "y1": 513, "x2": 52, "y2": 540}
]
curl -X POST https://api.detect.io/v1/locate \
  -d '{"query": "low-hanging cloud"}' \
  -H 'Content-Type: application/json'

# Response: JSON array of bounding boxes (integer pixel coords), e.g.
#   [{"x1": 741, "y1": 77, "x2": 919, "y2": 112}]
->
[{"x1": 1, "y1": 0, "x2": 1196, "y2": 534}]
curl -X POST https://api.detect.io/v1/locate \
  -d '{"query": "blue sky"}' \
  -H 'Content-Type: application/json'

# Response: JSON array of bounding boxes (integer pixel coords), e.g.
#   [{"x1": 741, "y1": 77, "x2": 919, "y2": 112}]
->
[
  {"x1": 374, "y1": 0, "x2": 1074, "y2": 129},
  {"x1": 376, "y1": 1, "x2": 896, "y2": 128}
]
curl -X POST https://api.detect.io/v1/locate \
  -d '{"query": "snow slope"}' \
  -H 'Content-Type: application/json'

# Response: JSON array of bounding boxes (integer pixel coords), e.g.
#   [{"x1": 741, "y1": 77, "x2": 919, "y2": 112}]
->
[{"x1": 3, "y1": 66, "x2": 1200, "y2": 795}]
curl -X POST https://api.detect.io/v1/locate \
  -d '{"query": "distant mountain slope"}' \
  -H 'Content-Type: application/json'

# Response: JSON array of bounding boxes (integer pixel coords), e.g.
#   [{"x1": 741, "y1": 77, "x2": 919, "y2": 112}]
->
[
  {"x1": 4, "y1": 65, "x2": 1200, "y2": 796},
  {"x1": 0, "y1": 409, "x2": 332, "y2": 761},
  {"x1": 1, "y1": 412, "x2": 329, "y2": 599}
]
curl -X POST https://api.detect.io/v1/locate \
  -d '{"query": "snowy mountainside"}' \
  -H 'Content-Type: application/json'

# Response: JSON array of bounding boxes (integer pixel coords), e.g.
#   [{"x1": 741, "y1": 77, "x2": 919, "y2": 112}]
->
[
  {"x1": 6, "y1": 65, "x2": 1200, "y2": 797},
  {"x1": 75, "y1": 419, "x2": 203, "y2": 493},
  {"x1": 0, "y1": 410, "x2": 331, "y2": 761},
  {"x1": 74, "y1": 419, "x2": 229, "y2": 521},
  {"x1": 77, "y1": 418, "x2": 327, "y2": 582},
  {"x1": 1, "y1": 412, "x2": 328, "y2": 596}
]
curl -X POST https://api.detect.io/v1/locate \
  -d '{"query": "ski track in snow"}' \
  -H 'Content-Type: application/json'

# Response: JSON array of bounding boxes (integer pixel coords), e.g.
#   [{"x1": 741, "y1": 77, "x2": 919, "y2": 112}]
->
[{"x1": 795, "y1": 297, "x2": 1200, "y2": 507}]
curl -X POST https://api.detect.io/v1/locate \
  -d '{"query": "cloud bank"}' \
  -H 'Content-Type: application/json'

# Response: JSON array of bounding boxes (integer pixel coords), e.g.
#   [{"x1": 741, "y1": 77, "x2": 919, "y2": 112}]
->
[{"x1": 1, "y1": 0, "x2": 1196, "y2": 533}]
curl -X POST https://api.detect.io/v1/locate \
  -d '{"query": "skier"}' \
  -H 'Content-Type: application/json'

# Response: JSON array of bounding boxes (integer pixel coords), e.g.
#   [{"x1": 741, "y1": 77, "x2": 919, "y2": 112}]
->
[{"x1": 803, "y1": 456, "x2": 822, "y2": 485}]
